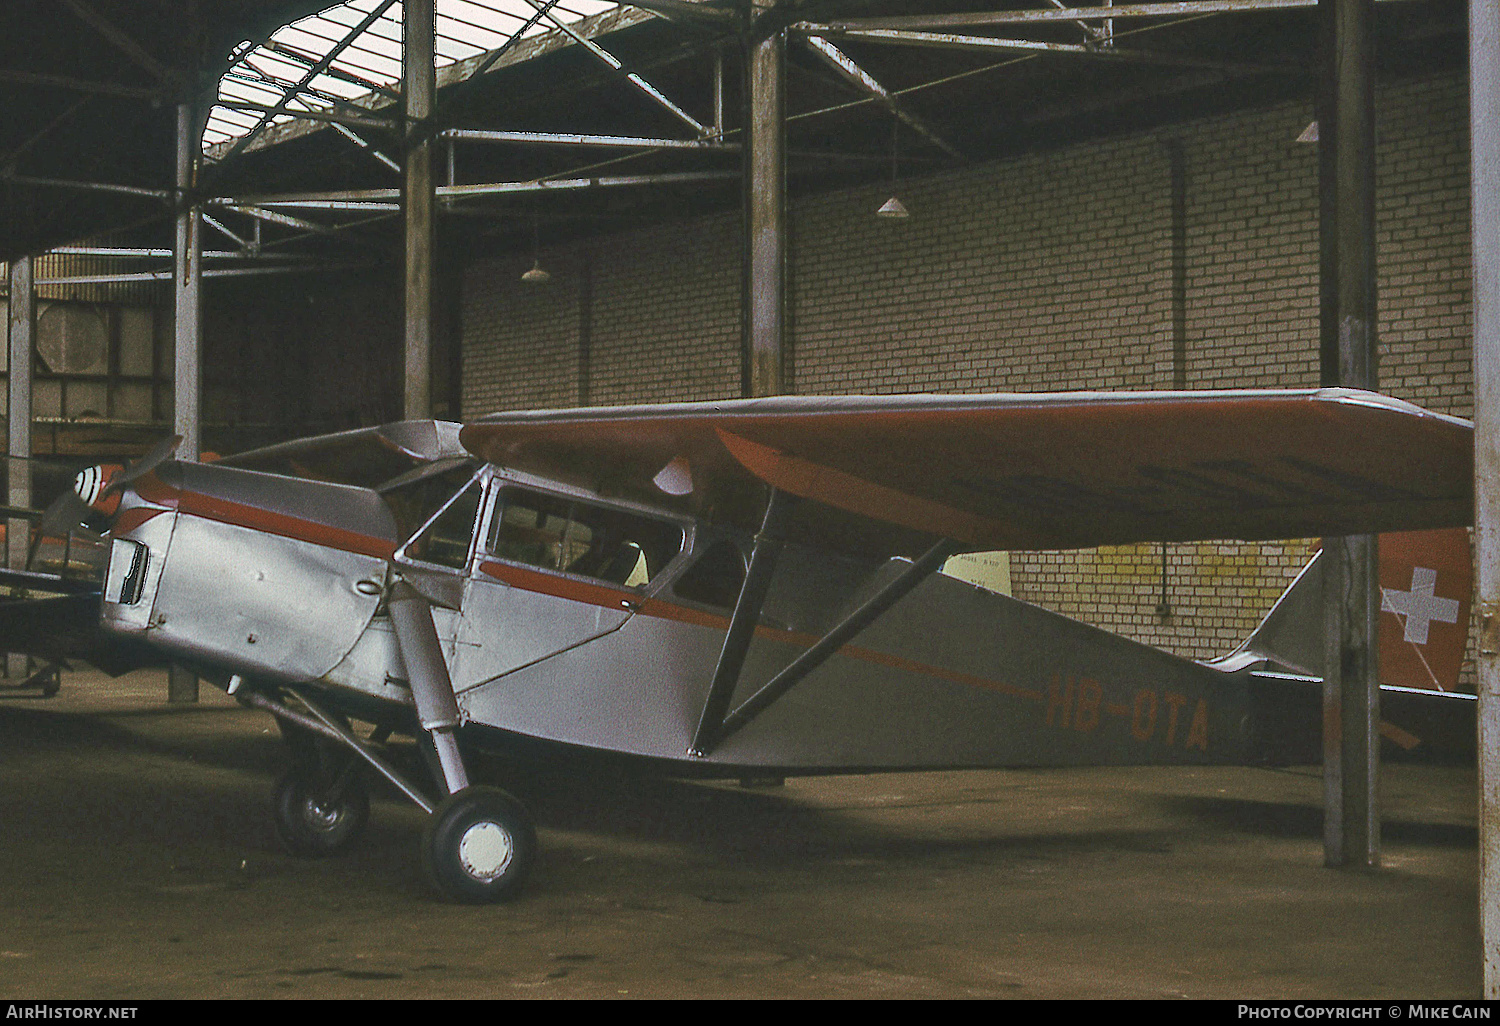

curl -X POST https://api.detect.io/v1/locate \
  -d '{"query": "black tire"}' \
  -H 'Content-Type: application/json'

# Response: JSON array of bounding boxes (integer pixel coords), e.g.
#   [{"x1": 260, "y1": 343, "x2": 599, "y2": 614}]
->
[
  {"x1": 421, "y1": 785, "x2": 536, "y2": 903},
  {"x1": 273, "y1": 769, "x2": 370, "y2": 857}
]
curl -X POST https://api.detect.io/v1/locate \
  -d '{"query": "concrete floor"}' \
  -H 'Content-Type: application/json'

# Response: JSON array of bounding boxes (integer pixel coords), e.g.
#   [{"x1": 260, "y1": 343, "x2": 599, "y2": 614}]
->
[{"x1": 0, "y1": 668, "x2": 1481, "y2": 999}]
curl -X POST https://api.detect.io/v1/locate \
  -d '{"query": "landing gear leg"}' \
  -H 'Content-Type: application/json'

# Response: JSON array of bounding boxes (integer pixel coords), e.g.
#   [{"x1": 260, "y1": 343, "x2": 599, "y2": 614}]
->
[{"x1": 390, "y1": 580, "x2": 537, "y2": 902}]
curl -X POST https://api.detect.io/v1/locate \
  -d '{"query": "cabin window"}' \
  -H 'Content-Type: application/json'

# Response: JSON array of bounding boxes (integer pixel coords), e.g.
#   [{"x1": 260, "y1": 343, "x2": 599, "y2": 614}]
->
[
  {"x1": 385, "y1": 464, "x2": 485, "y2": 570},
  {"x1": 485, "y1": 487, "x2": 683, "y2": 588},
  {"x1": 384, "y1": 463, "x2": 480, "y2": 537},
  {"x1": 402, "y1": 477, "x2": 484, "y2": 570},
  {"x1": 671, "y1": 538, "x2": 747, "y2": 609}
]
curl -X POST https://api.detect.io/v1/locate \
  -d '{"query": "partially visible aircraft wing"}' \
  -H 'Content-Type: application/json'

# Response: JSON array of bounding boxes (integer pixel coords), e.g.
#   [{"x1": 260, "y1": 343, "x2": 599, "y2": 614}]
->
[
  {"x1": 215, "y1": 421, "x2": 467, "y2": 490},
  {"x1": 0, "y1": 567, "x2": 161, "y2": 675},
  {"x1": 460, "y1": 389, "x2": 1472, "y2": 551}
]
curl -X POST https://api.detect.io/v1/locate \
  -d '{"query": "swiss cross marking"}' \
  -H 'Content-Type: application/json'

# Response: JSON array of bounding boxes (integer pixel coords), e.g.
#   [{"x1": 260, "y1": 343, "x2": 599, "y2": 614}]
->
[{"x1": 1380, "y1": 566, "x2": 1460, "y2": 645}]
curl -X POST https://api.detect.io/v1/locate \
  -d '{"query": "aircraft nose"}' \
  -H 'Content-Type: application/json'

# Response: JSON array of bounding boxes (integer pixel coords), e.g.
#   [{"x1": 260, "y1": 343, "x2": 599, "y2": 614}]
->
[{"x1": 74, "y1": 464, "x2": 123, "y2": 515}]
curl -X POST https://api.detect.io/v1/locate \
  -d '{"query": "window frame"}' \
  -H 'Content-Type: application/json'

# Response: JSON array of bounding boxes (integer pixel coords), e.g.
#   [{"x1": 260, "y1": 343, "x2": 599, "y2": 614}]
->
[
  {"x1": 390, "y1": 463, "x2": 489, "y2": 574},
  {"x1": 473, "y1": 473, "x2": 694, "y2": 595}
]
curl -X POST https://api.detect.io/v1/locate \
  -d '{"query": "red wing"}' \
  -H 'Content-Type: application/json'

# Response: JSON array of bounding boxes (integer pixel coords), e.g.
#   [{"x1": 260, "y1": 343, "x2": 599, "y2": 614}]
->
[{"x1": 460, "y1": 389, "x2": 1472, "y2": 552}]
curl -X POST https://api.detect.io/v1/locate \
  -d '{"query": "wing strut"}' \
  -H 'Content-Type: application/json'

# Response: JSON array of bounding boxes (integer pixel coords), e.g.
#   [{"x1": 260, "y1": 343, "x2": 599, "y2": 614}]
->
[
  {"x1": 689, "y1": 488, "x2": 800, "y2": 756},
  {"x1": 711, "y1": 537, "x2": 961, "y2": 750},
  {"x1": 690, "y1": 486, "x2": 961, "y2": 757}
]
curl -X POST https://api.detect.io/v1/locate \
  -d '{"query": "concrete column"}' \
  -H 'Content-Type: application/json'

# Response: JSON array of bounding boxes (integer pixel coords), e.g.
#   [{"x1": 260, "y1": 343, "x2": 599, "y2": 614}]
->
[
  {"x1": 743, "y1": 27, "x2": 786, "y2": 398},
  {"x1": 1470, "y1": 0, "x2": 1500, "y2": 994},
  {"x1": 403, "y1": 0, "x2": 436, "y2": 421},
  {"x1": 1317, "y1": 0, "x2": 1380, "y2": 869},
  {"x1": 170, "y1": 102, "x2": 200, "y2": 705},
  {"x1": 6, "y1": 257, "x2": 32, "y2": 682}
]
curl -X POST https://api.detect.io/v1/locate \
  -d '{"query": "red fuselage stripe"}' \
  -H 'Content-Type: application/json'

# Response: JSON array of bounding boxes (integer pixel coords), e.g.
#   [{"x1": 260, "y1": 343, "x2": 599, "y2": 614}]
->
[
  {"x1": 131, "y1": 475, "x2": 396, "y2": 559},
  {"x1": 478, "y1": 557, "x2": 1046, "y2": 703}
]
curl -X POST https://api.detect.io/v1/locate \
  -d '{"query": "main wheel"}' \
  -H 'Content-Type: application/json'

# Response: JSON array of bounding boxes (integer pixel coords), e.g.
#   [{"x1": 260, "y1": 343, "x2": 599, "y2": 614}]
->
[
  {"x1": 273, "y1": 769, "x2": 370, "y2": 857},
  {"x1": 421, "y1": 785, "x2": 536, "y2": 903}
]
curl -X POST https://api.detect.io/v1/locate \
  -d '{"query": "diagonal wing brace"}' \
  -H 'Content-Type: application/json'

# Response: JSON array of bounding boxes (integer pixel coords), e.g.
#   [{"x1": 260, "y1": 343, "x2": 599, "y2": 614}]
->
[
  {"x1": 689, "y1": 488, "x2": 800, "y2": 756},
  {"x1": 689, "y1": 487, "x2": 961, "y2": 757}
]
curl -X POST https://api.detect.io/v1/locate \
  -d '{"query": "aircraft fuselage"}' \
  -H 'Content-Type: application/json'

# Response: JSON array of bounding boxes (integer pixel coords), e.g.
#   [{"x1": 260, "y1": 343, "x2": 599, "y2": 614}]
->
[{"x1": 97, "y1": 459, "x2": 1263, "y2": 774}]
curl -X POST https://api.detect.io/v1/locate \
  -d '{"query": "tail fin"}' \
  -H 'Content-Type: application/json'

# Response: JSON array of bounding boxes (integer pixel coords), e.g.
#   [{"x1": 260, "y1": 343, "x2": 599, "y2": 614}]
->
[
  {"x1": 1218, "y1": 528, "x2": 1472, "y2": 692},
  {"x1": 1376, "y1": 529, "x2": 1471, "y2": 692}
]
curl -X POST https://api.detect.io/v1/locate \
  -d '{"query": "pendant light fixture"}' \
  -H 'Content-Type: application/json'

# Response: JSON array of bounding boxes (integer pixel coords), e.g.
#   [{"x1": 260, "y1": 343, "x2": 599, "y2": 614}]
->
[
  {"x1": 521, "y1": 205, "x2": 550, "y2": 283},
  {"x1": 877, "y1": 116, "x2": 909, "y2": 219}
]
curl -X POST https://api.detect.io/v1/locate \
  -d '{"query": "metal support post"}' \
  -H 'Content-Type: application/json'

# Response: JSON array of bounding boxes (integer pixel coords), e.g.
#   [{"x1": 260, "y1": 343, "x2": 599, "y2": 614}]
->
[
  {"x1": 403, "y1": 0, "x2": 436, "y2": 421},
  {"x1": 1317, "y1": 0, "x2": 1379, "y2": 868},
  {"x1": 1471, "y1": 0, "x2": 1500, "y2": 994},
  {"x1": 173, "y1": 103, "x2": 202, "y2": 463},
  {"x1": 713, "y1": 52, "x2": 725, "y2": 138},
  {"x1": 6, "y1": 257, "x2": 32, "y2": 683},
  {"x1": 743, "y1": 25, "x2": 786, "y2": 398},
  {"x1": 170, "y1": 102, "x2": 201, "y2": 705}
]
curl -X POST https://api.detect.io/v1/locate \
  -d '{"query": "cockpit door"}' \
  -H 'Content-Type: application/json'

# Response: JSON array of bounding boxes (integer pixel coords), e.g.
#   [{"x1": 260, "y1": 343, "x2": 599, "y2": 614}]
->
[{"x1": 450, "y1": 482, "x2": 685, "y2": 693}]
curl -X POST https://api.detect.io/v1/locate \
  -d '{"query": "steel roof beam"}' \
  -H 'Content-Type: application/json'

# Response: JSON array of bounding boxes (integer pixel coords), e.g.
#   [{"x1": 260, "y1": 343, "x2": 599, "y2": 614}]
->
[
  {"x1": 436, "y1": 170, "x2": 739, "y2": 193},
  {"x1": 59, "y1": 0, "x2": 180, "y2": 90},
  {"x1": 442, "y1": 128, "x2": 736, "y2": 149},
  {"x1": 803, "y1": 0, "x2": 1416, "y2": 31},
  {"x1": 48, "y1": 246, "x2": 318, "y2": 261},
  {"x1": 210, "y1": 204, "x2": 344, "y2": 236},
  {"x1": 0, "y1": 69, "x2": 161, "y2": 101},
  {"x1": 521, "y1": 0, "x2": 711, "y2": 137},
  {"x1": 0, "y1": 172, "x2": 170, "y2": 201},
  {"x1": 224, "y1": 56, "x2": 401, "y2": 166},
  {"x1": 221, "y1": 4, "x2": 664, "y2": 158},
  {"x1": 34, "y1": 262, "x2": 375, "y2": 285},
  {"x1": 201, "y1": 213, "x2": 253, "y2": 252},
  {"x1": 618, "y1": 1, "x2": 738, "y2": 25},
  {"x1": 801, "y1": 36, "x2": 963, "y2": 161},
  {"x1": 799, "y1": 27, "x2": 1298, "y2": 76},
  {"x1": 212, "y1": 100, "x2": 397, "y2": 133},
  {"x1": 257, "y1": 40, "x2": 403, "y2": 100},
  {"x1": 213, "y1": 171, "x2": 739, "y2": 210},
  {"x1": 331, "y1": 122, "x2": 402, "y2": 173}
]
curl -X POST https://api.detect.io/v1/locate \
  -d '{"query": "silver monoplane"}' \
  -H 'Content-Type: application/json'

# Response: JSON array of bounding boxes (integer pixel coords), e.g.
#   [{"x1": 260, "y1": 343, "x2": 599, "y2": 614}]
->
[{"x1": 13, "y1": 388, "x2": 1478, "y2": 902}]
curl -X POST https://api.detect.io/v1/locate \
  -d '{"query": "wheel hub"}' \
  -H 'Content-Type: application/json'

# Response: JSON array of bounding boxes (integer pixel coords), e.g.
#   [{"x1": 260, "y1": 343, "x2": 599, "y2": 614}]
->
[
  {"x1": 304, "y1": 798, "x2": 340, "y2": 830},
  {"x1": 457, "y1": 821, "x2": 513, "y2": 881}
]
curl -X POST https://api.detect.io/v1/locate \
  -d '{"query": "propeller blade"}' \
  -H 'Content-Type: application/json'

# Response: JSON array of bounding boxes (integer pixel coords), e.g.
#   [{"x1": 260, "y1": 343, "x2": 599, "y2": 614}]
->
[
  {"x1": 36, "y1": 490, "x2": 92, "y2": 541},
  {"x1": 103, "y1": 434, "x2": 182, "y2": 496}
]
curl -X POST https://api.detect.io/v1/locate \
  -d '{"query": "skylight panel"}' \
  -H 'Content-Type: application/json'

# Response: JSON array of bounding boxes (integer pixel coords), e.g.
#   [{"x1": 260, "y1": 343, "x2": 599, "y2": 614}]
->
[
  {"x1": 435, "y1": 35, "x2": 487, "y2": 60},
  {"x1": 205, "y1": 0, "x2": 632, "y2": 152}
]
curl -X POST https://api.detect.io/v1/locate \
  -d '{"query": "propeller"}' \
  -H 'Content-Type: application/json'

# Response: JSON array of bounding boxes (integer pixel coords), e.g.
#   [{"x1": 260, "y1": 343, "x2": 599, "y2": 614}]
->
[{"x1": 33, "y1": 435, "x2": 183, "y2": 550}]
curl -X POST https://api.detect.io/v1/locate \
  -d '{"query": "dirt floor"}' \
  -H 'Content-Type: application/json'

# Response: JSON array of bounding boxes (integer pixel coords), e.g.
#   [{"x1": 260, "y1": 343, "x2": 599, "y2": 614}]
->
[{"x1": 0, "y1": 668, "x2": 1481, "y2": 999}]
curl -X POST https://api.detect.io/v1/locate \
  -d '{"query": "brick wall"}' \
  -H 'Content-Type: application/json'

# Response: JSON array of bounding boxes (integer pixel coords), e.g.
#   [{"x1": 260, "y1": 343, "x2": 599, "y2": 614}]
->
[{"x1": 460, "y1": 72, "x2": 1473, "y2": 674}]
